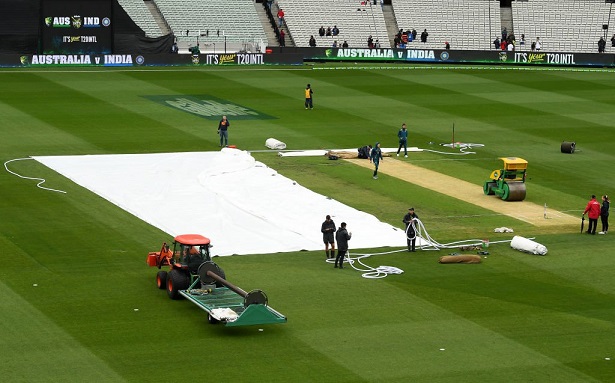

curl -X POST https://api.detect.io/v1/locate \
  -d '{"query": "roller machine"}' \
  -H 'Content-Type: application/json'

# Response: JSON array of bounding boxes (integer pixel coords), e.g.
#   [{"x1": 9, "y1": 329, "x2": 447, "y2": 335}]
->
[{"x1": 483, "y1": 157, "x2": 528, "y2": 201}]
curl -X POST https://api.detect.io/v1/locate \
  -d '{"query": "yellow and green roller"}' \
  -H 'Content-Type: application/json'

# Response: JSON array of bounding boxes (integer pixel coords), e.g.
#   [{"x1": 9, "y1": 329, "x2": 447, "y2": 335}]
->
[{"x1": 483, "y1": 157, "x2": 527, "y2": 201}]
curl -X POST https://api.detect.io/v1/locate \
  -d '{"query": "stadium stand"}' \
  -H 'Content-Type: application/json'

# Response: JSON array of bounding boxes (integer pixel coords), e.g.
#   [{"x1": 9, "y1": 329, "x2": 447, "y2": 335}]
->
[
  {"x1": 512, "y1": 0, "x2": 613, "y2": 53},
  {"x1": 154, "y1": 0, "x2": 267, "y2": 53},
  {"x1": 391, "y1": 0, "x2": 502, "y2": 51},
  {"x1": 277, "y1": 0, "x2": 389, "y2": 48},
  {"x1": 1, "y1": 0, "x2": 612, "y2": 55},
  {"x1": 116, "y1": 0, "x2": 163, "y2": 38}
]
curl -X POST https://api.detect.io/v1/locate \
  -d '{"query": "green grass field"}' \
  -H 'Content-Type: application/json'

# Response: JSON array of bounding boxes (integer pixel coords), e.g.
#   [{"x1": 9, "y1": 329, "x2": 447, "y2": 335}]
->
[{"x1": 1, "y1": 64, "x2": 614, "y2": 382}]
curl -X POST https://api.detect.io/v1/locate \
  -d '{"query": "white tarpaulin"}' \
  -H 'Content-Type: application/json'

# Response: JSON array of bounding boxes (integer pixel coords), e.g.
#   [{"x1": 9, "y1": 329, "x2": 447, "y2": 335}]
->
[{"x1": 33, "y1": 149, "x2": 405, "y2": 256}]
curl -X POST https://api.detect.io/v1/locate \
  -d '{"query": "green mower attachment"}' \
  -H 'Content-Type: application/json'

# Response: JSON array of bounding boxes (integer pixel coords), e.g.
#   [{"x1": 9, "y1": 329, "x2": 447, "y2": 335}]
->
[
  {"x1": 180, "y1": 286, "x2": 287, "y2": 327},
  {"x1": 180, "y1": 261, "x2": 287, "y2": 327}
]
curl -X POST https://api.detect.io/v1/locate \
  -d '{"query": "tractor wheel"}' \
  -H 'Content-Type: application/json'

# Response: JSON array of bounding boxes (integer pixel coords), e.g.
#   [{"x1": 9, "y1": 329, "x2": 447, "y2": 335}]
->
[
  {"x1": 156, "y1": 271, "x2": 168, "y2": 290},
  {"x1": 483, "y1": 181, "x2": 496, "y2": 195},
  {"x1": 166, "y1": 269, "x2": 190, "y2": 300},
  {"x1": 208, "y1": 313, "x2": 220, "y2": 324}
]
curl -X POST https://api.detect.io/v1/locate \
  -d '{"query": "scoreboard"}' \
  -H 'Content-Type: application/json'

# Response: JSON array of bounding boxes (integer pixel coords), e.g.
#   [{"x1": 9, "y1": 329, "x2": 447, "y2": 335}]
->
[{"x1": 42, "y1": 0, "x2": 112, "y2": 54}]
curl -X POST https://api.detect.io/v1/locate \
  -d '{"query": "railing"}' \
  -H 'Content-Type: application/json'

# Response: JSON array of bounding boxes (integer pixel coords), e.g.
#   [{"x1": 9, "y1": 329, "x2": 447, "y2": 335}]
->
[{"x1": 175, "y1": 34, "x2": 266, "y2": 54}]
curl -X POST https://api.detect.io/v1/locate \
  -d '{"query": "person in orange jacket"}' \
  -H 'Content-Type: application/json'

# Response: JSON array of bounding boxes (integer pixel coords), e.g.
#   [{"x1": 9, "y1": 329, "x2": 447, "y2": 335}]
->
[{"x1": 583, "y1": 194, "x2": 601, "y2": 235}]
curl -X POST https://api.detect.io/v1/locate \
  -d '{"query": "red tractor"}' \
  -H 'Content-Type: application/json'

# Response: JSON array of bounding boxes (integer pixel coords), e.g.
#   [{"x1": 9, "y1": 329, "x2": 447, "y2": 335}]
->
[
  {"x1": 146, "y1": 234, "x2": 225, "y2": 300},
  {"x1": 147, "y1": 234, "x2": 287, "y2": 326}
]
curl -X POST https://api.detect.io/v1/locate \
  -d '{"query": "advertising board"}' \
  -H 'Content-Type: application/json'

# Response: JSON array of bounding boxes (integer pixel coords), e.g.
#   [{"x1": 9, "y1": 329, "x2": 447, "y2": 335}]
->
[{"x1": 41, "y1": 0, "x2": 112, "y2": 54}]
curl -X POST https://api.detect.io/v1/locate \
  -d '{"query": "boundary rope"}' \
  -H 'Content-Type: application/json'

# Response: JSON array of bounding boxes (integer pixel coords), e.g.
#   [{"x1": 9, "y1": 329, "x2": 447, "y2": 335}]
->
[{"x1": 4, "y1": 158, "x2": 66, "y2": 194}]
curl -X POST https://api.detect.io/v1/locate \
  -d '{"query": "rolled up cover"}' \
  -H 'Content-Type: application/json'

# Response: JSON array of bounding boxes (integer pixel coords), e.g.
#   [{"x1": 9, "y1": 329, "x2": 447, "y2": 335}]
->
[
  {"x1": 510, "y1": 235, "x2": 548, "y2": 255},
  {"x1": 266, "y1": 138, "x2": 286, "y2": 150}
]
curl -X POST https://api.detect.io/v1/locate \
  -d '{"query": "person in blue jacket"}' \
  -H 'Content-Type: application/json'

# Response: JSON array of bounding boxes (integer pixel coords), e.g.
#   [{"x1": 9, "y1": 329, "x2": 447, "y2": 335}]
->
[
  {"x1": 370, "y1": 142, "x2": 383, "y2": 179},
  {"x1": 397, "y1": 123, "x2": 408, "y2": 157}
]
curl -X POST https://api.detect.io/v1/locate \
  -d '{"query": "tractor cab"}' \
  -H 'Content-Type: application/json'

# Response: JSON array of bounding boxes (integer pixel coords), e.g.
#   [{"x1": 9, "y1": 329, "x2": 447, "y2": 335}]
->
[
  {"x1": 171, "y1": 234, "x2": 212, "y2": 272},
  {"x1": 147, "y1": 234, "x2": 212, "y2": 270},
  {"x1": 147, "y1": 234, "x2": 216, "y2": 293}
]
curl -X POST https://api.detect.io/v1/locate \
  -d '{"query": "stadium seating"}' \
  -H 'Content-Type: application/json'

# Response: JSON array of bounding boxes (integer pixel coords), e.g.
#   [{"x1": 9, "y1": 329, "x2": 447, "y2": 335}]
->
[
  {"x1": 277, "y1": 0, "x2": 388, "y2": 48},
  {"x1": 116, "y1": 0, "x2": 613, "y2": 54},
  {"x1": 512, "y1": 0, "x2": 612, "y2": 53},
  {"x1": 154, "y1": 0, "x2": 267, "y2": 51},
  {"x1": 391, "y1": 0, "x2": 501, "y2": 51},
  {"x1": 116, "y1": 0, "x2": 163, "y2": 37}
]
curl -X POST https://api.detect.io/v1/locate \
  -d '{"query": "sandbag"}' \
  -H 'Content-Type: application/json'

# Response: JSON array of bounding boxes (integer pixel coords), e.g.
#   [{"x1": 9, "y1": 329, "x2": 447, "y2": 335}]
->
[
  {"x1": 510, "y1": 235, "x2": 548, "y2": 255},
  {"x1": 327, "y1": 150, "x2": 356, "y2": 159},
  {"x1": 266, "y1": 138, "x2": 286, "y2": 150},
  {"x1": 439, "y1": 255, "x2": 482, "y2": 264}
]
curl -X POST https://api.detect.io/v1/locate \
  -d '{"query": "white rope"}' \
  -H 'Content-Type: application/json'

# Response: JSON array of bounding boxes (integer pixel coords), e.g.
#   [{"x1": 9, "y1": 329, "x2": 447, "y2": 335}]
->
[
  {"x1": 411, "y1": 218, "x2": 518, "y2": 250},
  {"x1": 439, "y1": 142, "x2": 485, "y2": 150},
  {"x1": 326, "y1": 248, "x2": 406, "y2": 279},
  {"x1": 422, "y1": 149, "x2": 475, "y2": 156},
  {"x1": 4, "y1": 158, "x2": 67, "y2": 194},
  {"x1": 414, "y1": 142, "x2": 485, "y2": 156},
  {"x1": 327, "y1": 218, "x2": 519, "y2": 279},
  {"x1": 409, "y1": 218, "x2": 484, "y2": 250}
]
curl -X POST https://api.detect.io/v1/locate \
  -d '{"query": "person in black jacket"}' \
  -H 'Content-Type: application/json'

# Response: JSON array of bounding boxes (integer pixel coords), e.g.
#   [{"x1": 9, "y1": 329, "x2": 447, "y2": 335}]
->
[
  {"x1": 420, "y1": 29, "x2": 428, "y2": 43},
  {"x1": 403, "y1": 207, "x2": 419, "y2": 252},
  {"x1": 357, "y1": 145, "x2": 372, "y2": 159},
  {"x1": 598, "y1": 37, "x2": 606, "y2": 53},
  {"x1": 334, "y1": 222, "x2": 352, "y2": 268},
  {"x1": 309, "y1": 35, "x2": 317, "y2": 47},
  {"x1": 599, "y1": 195, "x2": 610, "y2": 234},
  {"x1": 321, "y1": 215, "x2": 336, "y2": 259},
  {"x1": 217, "y1": 115, "x2": 230, "y2": 147}
]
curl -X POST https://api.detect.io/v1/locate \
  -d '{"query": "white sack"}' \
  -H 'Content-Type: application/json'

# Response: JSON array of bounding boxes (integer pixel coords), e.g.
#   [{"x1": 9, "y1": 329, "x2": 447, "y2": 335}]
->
[
  {"x1": 265, "y1": 138, "x2": 286, "y2": 150},
  {"x1": 510, "y1": 235, "x2": 548, "y2": 255}
]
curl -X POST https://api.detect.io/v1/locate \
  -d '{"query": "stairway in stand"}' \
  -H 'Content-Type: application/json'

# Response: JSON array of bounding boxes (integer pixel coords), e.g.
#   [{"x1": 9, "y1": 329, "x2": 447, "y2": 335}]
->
[
  {"x1": 144, "y1": 0, "x2": 171, "y2": 35},
  {"x1": 500, "y1": 5, "x2": 513, "y2": 39},
  {"x1": 254, "y1": 2, "x2": 295, "y2": 47},
  {"x1": 381, "y1": 3, "x2": 399, "y2": 48}
]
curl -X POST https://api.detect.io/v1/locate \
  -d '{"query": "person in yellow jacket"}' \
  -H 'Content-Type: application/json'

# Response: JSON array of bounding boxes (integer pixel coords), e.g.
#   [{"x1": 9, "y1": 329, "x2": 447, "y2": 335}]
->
[{"x1": 305, "y1": 83, "x2": 313, "y2": 109}]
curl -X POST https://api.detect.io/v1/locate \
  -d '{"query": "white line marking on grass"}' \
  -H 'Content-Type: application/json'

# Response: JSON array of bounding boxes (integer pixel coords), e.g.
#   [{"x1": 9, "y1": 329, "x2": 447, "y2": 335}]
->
[
  {"x1": 4, "y1": 158, "x2": 66, "y2": 194},
  {"x1": 312, "y1": 65, "x2": 613, "y2": 73}
]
